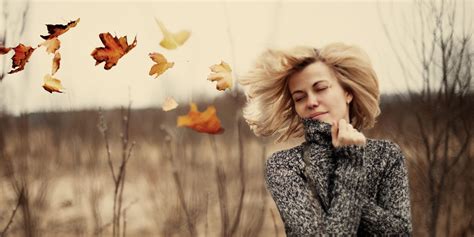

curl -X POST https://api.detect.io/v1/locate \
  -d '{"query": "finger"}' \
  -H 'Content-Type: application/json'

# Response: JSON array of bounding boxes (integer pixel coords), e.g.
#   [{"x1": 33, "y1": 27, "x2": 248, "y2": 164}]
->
[
  {"x1": 347, "y1": 123, "x2": 356, "y2": 133},
  {"x1": 338, "y1": 119, "x2": 347, "y2": 132},
  {"x1": 352, "y1": 132, "x2": 365, "y2": 145},
  {"x1": 359, "y1": 133, "x2": 367, "y2": 145}
]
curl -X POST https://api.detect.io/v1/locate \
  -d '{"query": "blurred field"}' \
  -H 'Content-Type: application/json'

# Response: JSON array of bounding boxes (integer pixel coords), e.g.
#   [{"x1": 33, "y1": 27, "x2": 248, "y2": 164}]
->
[{"x1": 0, "y1": 93, "x2": 473, "y2": 237}]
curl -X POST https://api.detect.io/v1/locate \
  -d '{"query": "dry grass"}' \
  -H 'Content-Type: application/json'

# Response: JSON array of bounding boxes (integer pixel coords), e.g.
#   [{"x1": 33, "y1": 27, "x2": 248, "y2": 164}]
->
[{"x1": 0, "y1": 93, "x2": 473, "y2": 236}]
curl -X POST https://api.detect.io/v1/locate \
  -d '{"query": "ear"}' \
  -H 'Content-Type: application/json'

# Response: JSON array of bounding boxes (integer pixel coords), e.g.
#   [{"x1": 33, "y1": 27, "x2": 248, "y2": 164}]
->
[{"x1": 345, "y1": 91, "x2": 353, "y2": 104}]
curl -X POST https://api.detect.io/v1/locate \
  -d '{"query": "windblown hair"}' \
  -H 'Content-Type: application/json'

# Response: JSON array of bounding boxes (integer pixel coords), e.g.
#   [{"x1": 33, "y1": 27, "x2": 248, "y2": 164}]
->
[{"x1": 238, "y1": 43, "x2": 380, "y2": 142}]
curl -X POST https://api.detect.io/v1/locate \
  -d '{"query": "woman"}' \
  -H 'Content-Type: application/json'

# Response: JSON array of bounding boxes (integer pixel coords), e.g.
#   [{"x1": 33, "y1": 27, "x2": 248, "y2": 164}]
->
[{"x1": 238, "y1": 43, "x2": 412, "y2": 236}]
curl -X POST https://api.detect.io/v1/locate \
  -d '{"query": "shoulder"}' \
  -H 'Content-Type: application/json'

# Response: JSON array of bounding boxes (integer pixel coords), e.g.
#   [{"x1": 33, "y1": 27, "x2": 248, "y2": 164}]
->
[
  {"x1": 366, "y1": 138, "x2": 403, "y2": 154},
  {"x1": 366, "y1": 139, "x2": 405, "y2": 169},
  {"x1": 265, "y1": 145, "x2": 304, "y2": 179},
  {"x1": 366, "y1": 138, "x2": 406, "y2": 169}
]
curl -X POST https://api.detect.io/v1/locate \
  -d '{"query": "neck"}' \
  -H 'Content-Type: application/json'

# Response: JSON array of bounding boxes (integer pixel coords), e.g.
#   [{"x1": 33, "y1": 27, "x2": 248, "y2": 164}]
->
[{"x1": 301, "y1": 118, "x2": 332, "y2": 147}]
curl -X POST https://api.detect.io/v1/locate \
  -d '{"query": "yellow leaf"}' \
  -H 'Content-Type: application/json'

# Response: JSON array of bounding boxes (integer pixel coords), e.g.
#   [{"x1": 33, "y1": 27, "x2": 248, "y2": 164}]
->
[
  {"x1": 155, "y1": 18, "x2": 191, "y2": 50},
  {"x1": 207, "y1": 61, "x2": 233, "y2": 91},
  {"x1": 39, "y1": 38, "x2": 60, "y2": 54},
  {"x1": 162, "y1": 96, "x2": 178, "y2": 111},
  {"x1": 42, "y1": 74, "x2": 64, "y2": 93},
  {"x1": 149, "y1": 52, "x2": 174, "y2": 78},
  {"x1": 52, "y1": 52, "x2": 61, "y2": 75},
  {"x1": 177, "y1": 103, "x2": 224, "y2": 134}
]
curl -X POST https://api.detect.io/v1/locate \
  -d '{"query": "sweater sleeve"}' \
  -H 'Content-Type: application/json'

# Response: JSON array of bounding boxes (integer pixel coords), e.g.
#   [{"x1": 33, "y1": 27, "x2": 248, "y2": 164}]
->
[
  {"x1": 265, "y1": 151, "x2": 366, "y2": 236},
  {"x1": 335, "y1": 142, "x2": 413, "y2": 235},
  {"x1": 359, "y1": 142, "x2": 413, "y2": 234}
]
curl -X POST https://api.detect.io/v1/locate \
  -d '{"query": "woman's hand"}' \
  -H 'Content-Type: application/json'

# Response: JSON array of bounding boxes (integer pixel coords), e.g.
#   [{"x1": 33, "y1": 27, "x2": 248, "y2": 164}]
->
[{"x1": 331, "y1": 119, "x2": 366, "y2": 148}]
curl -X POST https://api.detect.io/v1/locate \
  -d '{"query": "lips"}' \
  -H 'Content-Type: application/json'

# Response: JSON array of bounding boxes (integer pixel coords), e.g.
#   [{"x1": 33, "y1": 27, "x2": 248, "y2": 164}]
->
[{"x1": 309, "y1": 112, "x2": 328, "y2": 119}]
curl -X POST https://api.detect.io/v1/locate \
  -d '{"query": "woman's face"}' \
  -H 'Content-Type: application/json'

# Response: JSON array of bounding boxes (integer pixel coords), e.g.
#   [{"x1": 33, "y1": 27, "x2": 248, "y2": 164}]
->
[{"x1": 288, "y1": 61, "x2": 353, "y2": 124}]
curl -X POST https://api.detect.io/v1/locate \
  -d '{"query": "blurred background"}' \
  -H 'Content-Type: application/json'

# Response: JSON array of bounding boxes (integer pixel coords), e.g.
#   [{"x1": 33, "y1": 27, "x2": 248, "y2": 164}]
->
[{"x1": 0, "y1": 0, "x2": 472, "y2": 236}]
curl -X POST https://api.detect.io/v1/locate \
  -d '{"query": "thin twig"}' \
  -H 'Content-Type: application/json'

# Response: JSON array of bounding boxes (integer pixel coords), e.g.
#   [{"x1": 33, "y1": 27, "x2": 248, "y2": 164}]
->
[
  {"x1": 209, "y1": 135, "x2": 229, "y2": 237},
  {"x1": 0, "y1": 187, "x2": 24, "y2": 237},
  {"x1": 98, "y1": 109, "x2": 117, "y2": 183},
  {"x1": 162, "y1": 127, "x2": 196, "y2": 237},
  {"x1": 229, "y1": 117, "x2": 246, "y2": 235}
]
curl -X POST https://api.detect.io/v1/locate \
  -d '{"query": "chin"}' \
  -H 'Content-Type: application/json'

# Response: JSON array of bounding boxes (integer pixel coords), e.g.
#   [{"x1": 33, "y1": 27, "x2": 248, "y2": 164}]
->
[
  {"x1": 310, "y1": 117, "x2": 330, "y2": 124},
  {"x1": 320, "y1": 119, "x2": 332, "y2": 124}
]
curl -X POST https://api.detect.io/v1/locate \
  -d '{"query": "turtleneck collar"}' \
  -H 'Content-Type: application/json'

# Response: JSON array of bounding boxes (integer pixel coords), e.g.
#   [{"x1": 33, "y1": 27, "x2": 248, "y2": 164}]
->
[{"x1": 301, "y1": 118, "x2": 333, "y2": 147}]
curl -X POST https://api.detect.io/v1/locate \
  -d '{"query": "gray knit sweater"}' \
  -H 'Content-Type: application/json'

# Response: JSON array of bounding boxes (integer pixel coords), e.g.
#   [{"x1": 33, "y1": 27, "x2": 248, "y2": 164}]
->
[{"x1": 265, "y1": 118, "x2": 412, "y2": 236}]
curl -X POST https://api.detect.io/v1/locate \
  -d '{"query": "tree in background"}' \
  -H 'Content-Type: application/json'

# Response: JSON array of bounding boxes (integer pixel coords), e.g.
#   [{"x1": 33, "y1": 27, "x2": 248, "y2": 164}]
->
[
  {"x1": 1, "y1": 1, "x2": 34, "y2": 237},
  {"x1": 379, "y1": 0, "x2": 473, "y2": 236}
]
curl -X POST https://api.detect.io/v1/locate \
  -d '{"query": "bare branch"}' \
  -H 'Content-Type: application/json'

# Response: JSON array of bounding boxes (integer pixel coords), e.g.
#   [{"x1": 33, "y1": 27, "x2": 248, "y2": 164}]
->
[{"x1": 0, "y1": 187, "x2": 24, "y2": 237}]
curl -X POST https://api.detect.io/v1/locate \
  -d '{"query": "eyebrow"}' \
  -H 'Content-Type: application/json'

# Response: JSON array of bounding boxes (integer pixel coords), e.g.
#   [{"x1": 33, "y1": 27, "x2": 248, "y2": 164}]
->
[{"x1": 291, "y1": 80, "x2": 329, "y2": 96}]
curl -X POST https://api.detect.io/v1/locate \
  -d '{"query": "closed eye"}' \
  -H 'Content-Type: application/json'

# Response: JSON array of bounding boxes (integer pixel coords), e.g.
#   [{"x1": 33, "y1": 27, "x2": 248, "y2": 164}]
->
[
  {"x1": 315, "y1": 86, "x2": 328, "y2": 92},
  {"x1": 294, "y1": 95, "x2": 306, "y2": 102}
]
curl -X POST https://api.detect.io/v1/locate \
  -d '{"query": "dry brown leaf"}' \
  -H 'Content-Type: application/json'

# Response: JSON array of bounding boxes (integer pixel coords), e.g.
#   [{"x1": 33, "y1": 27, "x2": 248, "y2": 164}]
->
[
  {"x1": 207, "y1": 61, "x2": 233, "y2": 91},
  {"x1": 149, "y1": 52, "x2": 174, "y2": 78},
  {"x1": 91, "y1": 32, "x2": 137, "y2": 70},
  {"x1": 42, "y1": 74, "x2": 64, "y2": 93}
]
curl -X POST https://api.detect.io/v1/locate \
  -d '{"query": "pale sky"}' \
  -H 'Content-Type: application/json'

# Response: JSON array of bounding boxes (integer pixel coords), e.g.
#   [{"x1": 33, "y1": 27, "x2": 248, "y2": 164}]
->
[{"x1": 0, "y1": 0, "x2": 472, "y2": 115}]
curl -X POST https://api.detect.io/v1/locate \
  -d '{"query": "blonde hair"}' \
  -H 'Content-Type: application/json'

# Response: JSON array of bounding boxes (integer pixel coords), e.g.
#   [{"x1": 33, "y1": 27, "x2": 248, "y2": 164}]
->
[{"x1": 238, "y1": 43, "x2": 380, "y2": 142}]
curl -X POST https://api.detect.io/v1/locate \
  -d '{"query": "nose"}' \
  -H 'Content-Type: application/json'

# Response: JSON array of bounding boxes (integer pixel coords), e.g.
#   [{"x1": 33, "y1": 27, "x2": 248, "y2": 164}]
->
[{"x1": 306, "y1": 93, "x2": 319, "y2": 110}]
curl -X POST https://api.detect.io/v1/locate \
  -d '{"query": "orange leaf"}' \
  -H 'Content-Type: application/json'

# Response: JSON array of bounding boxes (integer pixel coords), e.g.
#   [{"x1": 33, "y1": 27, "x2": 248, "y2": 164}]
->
[
  {"x1": 91, "y1": 32, "x2": 137, "y2": 70},
  {"x1": 177, "y1": 103, "x2": 224, "y2": 134},
  {"x1": 39, "y1": 18, "x2": 79, "y2": 54},
  {"x1": 207, "y1": 61, "x2": 233, "y2": 91},
  {"x1": 149, "y1": 52, "x2": 174, "y2": 78},
  {"x1": 42, "y1": 74, "x2": 64, "y2": 93},
  {"x1": 40, "y1": 18, "x2": 80, "y2": 40},
  {"x1": 7, "y1": 43, "x2": 36, "y2": 74},
  {"x1": 39, "y1": 38, "x2": 60, "y2": 54},
  {"x1": 162, "y1": 96, "x2": 178, "y2": 111},
  {"x1": 52, "y1": 52, "x2": 61, "y2": 75},
  {"x1": 0, "y1": 46, "x2": 11, "y2": 55}
]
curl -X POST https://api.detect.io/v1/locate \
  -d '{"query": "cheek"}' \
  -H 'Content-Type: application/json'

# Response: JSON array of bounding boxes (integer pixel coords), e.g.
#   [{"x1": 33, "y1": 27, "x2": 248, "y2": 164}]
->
[
  {"x1": 326, "y1": 98, "x2": 348, "y2": 116},
  {"x1": 294, "y1": 103, "x2": 305, "y2": 117}
]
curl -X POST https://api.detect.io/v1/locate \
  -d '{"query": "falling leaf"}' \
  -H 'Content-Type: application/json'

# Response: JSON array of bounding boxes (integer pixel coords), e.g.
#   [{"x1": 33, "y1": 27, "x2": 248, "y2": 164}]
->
[
  {"x1": 7, "y1": 44, "x2": 35, "y2": 74},
  {"x1": 52, "y1": 52, "x2": 61, "y2": 75},
  {"x1": 162, "y1": 96, "x2": 178, "y2": 111},
  {"x1": 39, "y1": 38, "x2": 60, "y2": 54},
  {"x1": 39, "y1": 18, "x2": 79, "y2": 54},
  {"x1": 149, "y1": 52, "x2": 174, "y2": 78},
  {"x1": 155, "y1": 18, "x2": 190, "y2": 50},
  {"x1": 177, "y1": 103, "x2": 224, "y2": 134},
  {"x1": 91, "y1": 32, "x2": 137, "y2": 70},
  {"x1": 0, "y1": 46, "x2": 11, "y2": 55},
  {"x1": 40, "y1": 18, "x2": 80, "y2": 40},
  {"x1": 207, "y1": 61, "x2": 233, "y2": 91},
  {"x1": 42, "y1": 74, "x2": 64, "y2": 93}
]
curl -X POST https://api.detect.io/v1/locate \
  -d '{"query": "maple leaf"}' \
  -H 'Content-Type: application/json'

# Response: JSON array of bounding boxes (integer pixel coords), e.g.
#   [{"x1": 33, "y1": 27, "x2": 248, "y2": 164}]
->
[
  {"x1": 177, "y1": 103, "x2": 224, "y2": 134},
  {"x1": 149, "y1": 52, "x2": 174, "y2": 78},
  {"x1": 162, "y1": 96, "x2": 178, "y2": 111},
  {"x1": 42, "y1": 74, "x2": 64, "y2": 93},
  {"x1": 207, "y1": 61, "x2": 233, "y2": 91},
  {"x1": 52, "y1": 52, "x2": 61, "y2": 75},
  {"x1": 40, "y1": 18, "x2": 80, "y2": 40},
  {"x1": 91, "y1": 32, "x2": 137, "y2": 70},
  {"x1": 7, "y1": 43, "x2": 36, "y2": 74},
  {"x1": 155, "y1": 18, "x2": 190, "y2": 50}
]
